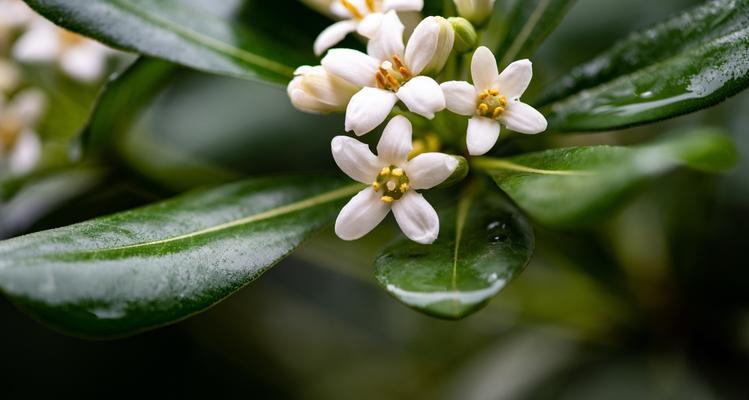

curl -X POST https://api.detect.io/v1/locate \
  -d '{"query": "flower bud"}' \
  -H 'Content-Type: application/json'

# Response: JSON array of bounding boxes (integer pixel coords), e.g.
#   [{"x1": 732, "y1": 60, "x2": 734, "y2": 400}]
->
[
  {"x1": 453, "y1": 0, "x2": 495, "y2": 26},
  {"x1": 448, "y1": 17, "x2": 477, "y2": 53},
  {"x1": 287, "y1": 65, "x2": 358, "y2": 114},
  {"x1": 410, "y1": 16, "x2": 455, "y2": 76}
]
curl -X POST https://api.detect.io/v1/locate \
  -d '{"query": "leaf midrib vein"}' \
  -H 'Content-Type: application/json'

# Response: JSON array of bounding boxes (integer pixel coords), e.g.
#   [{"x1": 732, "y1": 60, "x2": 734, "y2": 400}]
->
[
  {"x1": 502, "y1": 0, "x2": 554, "y2": 65},
  {"x1": 109, "y1": 0, "x2": 295, "y2": 78}
]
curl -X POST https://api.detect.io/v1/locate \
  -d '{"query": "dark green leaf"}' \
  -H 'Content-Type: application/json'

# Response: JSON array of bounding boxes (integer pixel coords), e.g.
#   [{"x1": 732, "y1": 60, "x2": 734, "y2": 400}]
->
[
  {"x1": 83, "y1": 58, "x2": 343, "y2": 191},
  {"x1": 475, "y1": 129, "x2": 737, "y2": 227},
  {"x1": 536, "y1": 0, "x2": 749, "y2": 131},
  {"x1": 374, "y1": 184, "x2": 534, "y2": 319},
  {"x1": 23, "y1": 0, "x2": 330, "y2": 84},
  {"x1": 485, "y1": 0, "x2": 577, "y2": 66},
  {"x1": 0, "y1": 175, "x2": 362, "y2": 337}
]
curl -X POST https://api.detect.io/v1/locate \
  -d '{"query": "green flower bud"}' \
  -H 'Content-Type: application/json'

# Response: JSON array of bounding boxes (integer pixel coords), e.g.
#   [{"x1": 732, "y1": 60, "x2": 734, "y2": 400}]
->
[
  {"x1": 448, "y1": 17, "x2": 478, "y2": 53},
  {"x1": 453, "y1": 0, "x2": 495, "y2": 26}
]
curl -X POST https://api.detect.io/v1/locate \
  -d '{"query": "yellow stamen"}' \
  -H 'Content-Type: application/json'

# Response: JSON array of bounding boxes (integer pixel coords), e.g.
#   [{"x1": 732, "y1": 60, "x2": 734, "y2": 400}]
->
[
  {"x1": 391, "y1": 168, "x2": 404, "y2": 177},
  {"x1": 380, "y1": 166, "x2": 391, "y2": 175},
  {"x1": 478, "y1": 103, "x2": 489, "y2": 114},
  {"x1": 365, "y1": 0, "x2": 376, "y2": 12},
  {"x1": 492, "y1": 107, "x2": 504, "y2": 119},
  {"x1": 399, "y1": 183, "x2": 409, "y2": 193},
  {"x1": 372, "y1": 181, "x2": 380, "y2": 191},
  {"x1": 340, "y1": 0, "x2": 364, "y2": 19},
  {"x1": 381, "y1": 196, "x2": 394, "y2": 203}
]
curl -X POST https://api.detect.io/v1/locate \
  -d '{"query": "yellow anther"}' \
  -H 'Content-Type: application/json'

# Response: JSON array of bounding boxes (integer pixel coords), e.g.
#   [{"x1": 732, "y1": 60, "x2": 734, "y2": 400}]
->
[
  {"x1": 399, "y1": 183, "x2": 409, "y2": 193},
  {"x1": 478, "y1": 103, "x2": 489, "y2": 114},
  {"x1": 372, "y1": 181, "x2": 381, "y2": 191},
  {"x1": 479, "y1": 91, "x2": 489, "y2": 100},
  {"x1": 340, "y1": 0, "x2": 364, "y2": 19},
  {"x1": 365, "y1": 0, "x2": 376, "y2": 12},
  {"x1": 391, "y1": 168, "x2": 404, "y2": 177},
  {"x1": 489, "y1": 89, "x2": 499, "y2": 96},
  {"x1": 380, "y1": 166, "x2": 391, "y2": 175},
  {"x1": 381, "y1": 196, "x2": 394, "y2": 203},
  {"x1": 492, "y1": 107, "x2": 504, "y2": 119}
]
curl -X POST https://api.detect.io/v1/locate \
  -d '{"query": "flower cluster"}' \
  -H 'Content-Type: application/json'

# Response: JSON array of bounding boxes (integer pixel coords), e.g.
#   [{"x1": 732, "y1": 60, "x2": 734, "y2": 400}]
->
[
  {"x1": 0, "y1": 0, "x2": 119, "y2": 177},
  {"x1": 289, "y1": 0, "x2": 547, "y2": 244}
]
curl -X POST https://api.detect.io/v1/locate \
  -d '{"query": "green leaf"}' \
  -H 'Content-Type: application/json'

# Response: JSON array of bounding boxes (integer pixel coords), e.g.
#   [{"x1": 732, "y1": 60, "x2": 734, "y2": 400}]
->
[
  {"x1": 374, "y1": 184, "x2": 535, "y2": 319},
  {"x1": 0, "y1": 175, "x2": 362, "y2": 338},
  {"x1": 83, "y1": 58, "x2": 343, "y2": 191},
  {"x1": 485, "y1": 0, "x2": 577, "y2": 66},
  {"x1": 536, "y1": 0, "x2": 749, "y2": 132},
  {"x1": 474, "y1": 129, "x2": 737, "y2": 227},
  {"x1": 23, "y1": 0, "x2": 330, "y2": 84}
]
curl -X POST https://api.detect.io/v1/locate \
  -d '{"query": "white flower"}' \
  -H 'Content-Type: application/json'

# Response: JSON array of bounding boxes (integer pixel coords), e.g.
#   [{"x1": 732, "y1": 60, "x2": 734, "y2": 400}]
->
[
  {"x1": 0, "y1": 0, "x2": 33, "y2": 50},
  {"x1": 0, "y1": 89, "x2": 46, "y2": 175},
  {"x1": 12, "y1": 18, "x2": 113, "y2": 82},
  {"x1": 332, "y1": 115, "x2": 458, "y2": 244},
  {"x1": 322, "y1": 12, "x2": 452, "y2": 136},
  {"x1": 314, "y1": 0, "x2": 424, "y2": 56},
  {"x1": 441, "y1": 46, "x2": 546, "y2": 156},
  {"x1": 287, "y1": 65, "x2": 359, "y2": 114}
]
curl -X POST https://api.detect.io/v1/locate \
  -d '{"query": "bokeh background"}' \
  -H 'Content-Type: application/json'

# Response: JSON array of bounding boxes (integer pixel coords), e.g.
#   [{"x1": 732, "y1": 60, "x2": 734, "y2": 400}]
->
[{"x1": 2, "y1": 0, "x2": 749, "y2": 398}]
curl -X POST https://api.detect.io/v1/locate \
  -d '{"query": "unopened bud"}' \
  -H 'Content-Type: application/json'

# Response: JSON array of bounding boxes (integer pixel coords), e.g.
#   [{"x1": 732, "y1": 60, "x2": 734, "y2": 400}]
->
[
  {"x1": 408, "y1": 16, "x2": 455, "y2": 76},
  {"x1": 448, "y1": 17, "x2": 477, "y2": 53},
  {"x1": 287, "y1": 65, "x2": 358, "y2": 114},
  {"x1": 453, "y1": 0, "x2": 495, "y2": 26}
]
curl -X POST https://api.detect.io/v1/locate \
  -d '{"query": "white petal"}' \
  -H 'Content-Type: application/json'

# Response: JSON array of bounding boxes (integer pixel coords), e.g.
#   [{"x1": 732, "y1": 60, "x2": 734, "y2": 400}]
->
[
  {"x1": 440, "y1": 80, "x2": 476, "y2": 116},
  {"x1": 330, "y1": 2, "x2": 353, "y2": 19},
  {"x1": 405, "y1": 153, "x2": 458, "y2": 190},
  {"x1": 12, "y1": 21, "x2": 60, "y2": 63},
  {"x1": 383, "y1": 0, "x2": 424, "y2": 11},
  {"x1": 335, "y1": 187, "x2": 391, "y2": 241},
  {"x1": 404, "y1": 16, "x2": 439, "y2": 75},
  {"x1": 502, "y1": 101, "x2": 548, "y2": 134},
  {"x1": 345, "y1": 87, "x2": 398, "y2": 135},
  {"x1": 9, "y1": 88, "x2": 46, "y2": 125},
  {"x1": 396, "y1": 76, "x2": 445, "y2": 119},
  {"x1": 496, "y1": 59, "x2": 533, "y2": 100},
  {"x1": 392, "y1": 191, "x2": 439, "y2": 244},
  {"x1": 331, "y1": 136, "x2": 382, "y2": 184},
  {"x1": 366, "y1": 10, "x2": 404, "y2": 61},
  {"x1": 377, "y1": 115, "x2": 412, "y2": 165},
  {"x1": 8, "y1": 130, "x2": 41, "y2": 175},
  {"x1": 60, "y1": 42, "x2": 109, "y2": 82},
  {"x1": 322, "y1": 48, "x2": 379, "y2": 87},
  {"x1": 471, "y1": 46, "x2": 499, "y2": 91},
  {"x1": 467, "y1": 116, "x2": 500, "y2": 156},
  {"x1": 356, "y1": 13, "x2": 384, "y2": 39},
  {"x1": 314, "y1": 20, "x2": 359, "y2": 56}
]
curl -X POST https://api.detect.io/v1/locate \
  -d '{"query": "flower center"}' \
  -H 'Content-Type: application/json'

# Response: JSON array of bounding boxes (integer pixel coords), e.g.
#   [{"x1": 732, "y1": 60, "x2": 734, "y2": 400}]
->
[
  {"x1": 0, "y1": 114, "x2": 23, "y2": 155},
  {"x1": 340, "y1": 0, "x2": 378, "y2": 20},
  {"x1": 476, "y1": 89, "x2": 507, "y2": 120},
  {"x1": 373, "y1": 165, "x2": 410, "y2": 203},
  {"x1": 375, "y1": 56, "x2": 412, "y2": 92}
]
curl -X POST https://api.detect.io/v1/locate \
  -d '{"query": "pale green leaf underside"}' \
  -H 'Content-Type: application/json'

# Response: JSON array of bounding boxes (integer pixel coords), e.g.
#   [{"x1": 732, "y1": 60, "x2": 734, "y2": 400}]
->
[{"x1": 478, "y1": 129, "x2": 737, "y2": 227}]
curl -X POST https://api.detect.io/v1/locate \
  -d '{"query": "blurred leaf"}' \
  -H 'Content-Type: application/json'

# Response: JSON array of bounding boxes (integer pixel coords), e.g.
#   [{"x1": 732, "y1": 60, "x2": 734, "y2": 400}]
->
[
  {"x1": 0, "y1": 175, "x2": 361, "y2": 338},
  {"x1": 475, "y1": 129, "x2": 737, "y2": 227},
  {"x1": 536, "y1": 0, "x2": 749, "y2": 132},
  {"x1": 374, "y1": 184, "x2": 534, "y2": 319},
  {"x1": 486, "y1": 0, "x2": 577, "y2": 66},
  {"x1": 0, "y1": 168, "x2": 105, "y2": 239},
  {"x1": 83, "y1": 58, "x2": 343, "y2": 191},
  {"x1": 23, "y1": 0, "x2": 328, "y2": 84}
]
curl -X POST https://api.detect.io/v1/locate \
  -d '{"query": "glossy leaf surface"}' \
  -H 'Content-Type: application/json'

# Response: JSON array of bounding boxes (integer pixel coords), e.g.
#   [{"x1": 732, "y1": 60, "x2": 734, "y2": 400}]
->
[
  {"x1": 374, "y1": 186, "x2": 534, "y2": 319},
  {"x1": 23, "y1": 0, "x2": 330, "y2": 84},
  {"x1": 476, "y1": 130, "x2": 737, "y2": 227},
  {"x1": 536, "y1": 0, "x2": 749, "y2": 131},
  {"x1": 0, "y1": 176, "x2": 361, "y2": 337}
]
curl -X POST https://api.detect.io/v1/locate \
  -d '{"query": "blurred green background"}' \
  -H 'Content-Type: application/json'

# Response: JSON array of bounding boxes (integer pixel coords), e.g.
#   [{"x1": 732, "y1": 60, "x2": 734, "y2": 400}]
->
[{"x1": 2, "y1": 0, "x2": 749, "y2": 398}]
